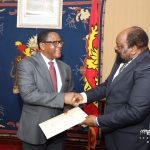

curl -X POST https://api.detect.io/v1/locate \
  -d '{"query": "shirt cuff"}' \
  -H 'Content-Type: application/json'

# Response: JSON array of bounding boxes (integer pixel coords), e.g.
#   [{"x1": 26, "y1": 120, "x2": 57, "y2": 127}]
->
[
  {"x1": 95, "y1": 117, "x2": 99, "y2": 126},
  {"x1": 80, "y1": 92, "x2": 87, "y2": 103}
]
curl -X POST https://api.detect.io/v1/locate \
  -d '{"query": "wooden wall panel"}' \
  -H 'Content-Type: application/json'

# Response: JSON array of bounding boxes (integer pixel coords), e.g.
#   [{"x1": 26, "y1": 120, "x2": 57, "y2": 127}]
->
[{"x1": 102, "y1": 0, "x2": 150, "y2": 81}]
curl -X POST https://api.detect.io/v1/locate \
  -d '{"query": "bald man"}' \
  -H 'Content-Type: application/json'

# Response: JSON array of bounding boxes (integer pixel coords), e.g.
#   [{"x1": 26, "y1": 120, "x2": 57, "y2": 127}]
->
[
  {"x1": 75, "y1": 26, "x2": 150, "y2": 150},
  {"x1": 17, "y1": 30, "x2": 75, "y2": 150}
]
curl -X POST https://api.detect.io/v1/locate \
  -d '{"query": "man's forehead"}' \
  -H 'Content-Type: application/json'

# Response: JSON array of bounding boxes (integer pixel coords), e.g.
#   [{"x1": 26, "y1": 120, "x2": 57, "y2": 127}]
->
[
  {"x1": 116, "y1": 32, "x2": 128, "y2": 42},
  {"x1": 47, "y1": 32, "x2": 61, "y2": 39}
]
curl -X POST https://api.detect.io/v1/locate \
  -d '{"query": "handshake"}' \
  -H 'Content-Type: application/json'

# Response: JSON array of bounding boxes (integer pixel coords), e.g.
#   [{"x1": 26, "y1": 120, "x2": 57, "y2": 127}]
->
[
  {"x1": 64, "y1": 92, "x2": 98, "y2": 127},
  {"x1": 64, "y1": 92, "x2": 84, "y2": 107}
]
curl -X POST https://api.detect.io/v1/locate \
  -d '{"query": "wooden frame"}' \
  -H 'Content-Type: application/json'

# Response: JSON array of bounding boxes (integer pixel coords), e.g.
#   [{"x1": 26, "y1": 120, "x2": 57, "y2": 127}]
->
[{"x1": 17, "y1": 0, "x2": 63, "y2": 29}]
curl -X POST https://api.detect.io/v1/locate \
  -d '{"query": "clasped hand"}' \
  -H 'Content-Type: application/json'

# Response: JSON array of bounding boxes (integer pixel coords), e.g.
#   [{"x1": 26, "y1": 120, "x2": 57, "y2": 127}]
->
[{"x1": 64, "y1": 92, "x2": 83, "y2": 107}]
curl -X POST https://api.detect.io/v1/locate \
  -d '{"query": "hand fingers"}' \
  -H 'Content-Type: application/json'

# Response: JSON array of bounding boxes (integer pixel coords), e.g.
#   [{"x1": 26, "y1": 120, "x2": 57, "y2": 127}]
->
[
  {"x1": 72, "y1": 97, "x2": 82, "y2": 106},
  {"x1": 63, "y1": 109, "x2": 69, "y2": 113}
]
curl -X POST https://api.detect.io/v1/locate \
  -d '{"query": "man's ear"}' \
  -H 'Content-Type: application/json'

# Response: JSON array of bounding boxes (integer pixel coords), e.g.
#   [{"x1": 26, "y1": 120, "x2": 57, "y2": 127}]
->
[
  {"x1": 131, "y1": 45, "x2": 138, "y2": 55},
  {"x1": 39, "y1": 43, "x2": 45, "y2": 51}
]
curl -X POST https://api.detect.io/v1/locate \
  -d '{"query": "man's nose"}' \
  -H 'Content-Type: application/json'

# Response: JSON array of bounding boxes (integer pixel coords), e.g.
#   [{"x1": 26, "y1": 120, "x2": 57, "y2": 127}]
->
[{"x1": 114, "y1": 46, "x2": 118, "y2": 53}]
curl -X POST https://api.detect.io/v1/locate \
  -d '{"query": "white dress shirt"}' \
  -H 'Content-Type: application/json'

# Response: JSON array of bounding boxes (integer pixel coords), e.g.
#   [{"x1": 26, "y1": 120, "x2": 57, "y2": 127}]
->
[
  {"x1": 40, "y1": 53, "x2": 62, "y2": 92},
  {"x1": 112, "y1": 59, "x2": 132, "y2": 81}
]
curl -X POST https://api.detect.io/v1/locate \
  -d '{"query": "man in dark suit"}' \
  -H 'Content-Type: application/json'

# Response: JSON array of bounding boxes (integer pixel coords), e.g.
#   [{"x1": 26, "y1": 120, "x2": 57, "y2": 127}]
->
[
  {"x1": 74, "y1": 26, "x2": 150, "y2": 150},
  {"x1": 17, "y1": 30, "x2": 76, "y2": 150}
]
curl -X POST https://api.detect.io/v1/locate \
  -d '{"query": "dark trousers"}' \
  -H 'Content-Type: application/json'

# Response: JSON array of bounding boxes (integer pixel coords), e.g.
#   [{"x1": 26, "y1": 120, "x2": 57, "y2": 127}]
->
[
  {"x1": 22, "y1": 133, "x2": 65, "y2": 150},
  {"x1": 105, "y1": 131, "x2": 150, "y2": 150}
]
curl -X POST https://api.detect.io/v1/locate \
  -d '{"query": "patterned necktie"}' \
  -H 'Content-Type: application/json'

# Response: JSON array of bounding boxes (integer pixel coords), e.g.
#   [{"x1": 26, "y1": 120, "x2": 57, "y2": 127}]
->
[
  {"x1": 119, "y1": 63, "x2": 127, "y2": 73},
  {"x1": 48, "y1": 61, "x2": 58, "y2": 92}
]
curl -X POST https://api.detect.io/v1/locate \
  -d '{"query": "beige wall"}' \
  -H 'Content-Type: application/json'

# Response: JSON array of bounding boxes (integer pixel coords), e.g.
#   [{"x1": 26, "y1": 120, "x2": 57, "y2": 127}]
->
[{"x1": 102, "y1": 0, "x2": 150, "y2": 81}]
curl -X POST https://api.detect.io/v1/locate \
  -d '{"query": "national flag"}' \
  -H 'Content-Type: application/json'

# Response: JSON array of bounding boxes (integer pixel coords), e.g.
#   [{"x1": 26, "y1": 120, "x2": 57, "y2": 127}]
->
[{"x1": 83, "y1": 0, "x2": 100, "y2": 149}]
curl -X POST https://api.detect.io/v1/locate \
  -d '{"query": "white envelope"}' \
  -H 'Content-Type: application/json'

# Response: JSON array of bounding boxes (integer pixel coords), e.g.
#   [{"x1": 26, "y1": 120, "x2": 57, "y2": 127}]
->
[{"x1": 39, "y1": 107, "x2": 87, "y2": 139}]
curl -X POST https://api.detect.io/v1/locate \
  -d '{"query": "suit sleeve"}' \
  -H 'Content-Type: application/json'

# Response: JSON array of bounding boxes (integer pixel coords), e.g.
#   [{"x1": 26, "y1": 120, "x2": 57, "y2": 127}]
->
[
  {"x1": 97, "y1": 64, "x2": 150, "y2": 132},
  {"x1": 86, "y1": 78, "x2": 108, "y2": 103},
  {"x1": 86, "y1": 61, "x2": 118, "y2": 103},
  {"x1": 18, "y1": 59, "x2": 64, "y2": 108}
]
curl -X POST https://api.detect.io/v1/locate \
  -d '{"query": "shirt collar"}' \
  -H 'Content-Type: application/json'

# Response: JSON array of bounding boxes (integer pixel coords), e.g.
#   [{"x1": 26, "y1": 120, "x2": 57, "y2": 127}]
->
[{"x1": 40, "y1": 53, "x2": 56, "y2": 65}]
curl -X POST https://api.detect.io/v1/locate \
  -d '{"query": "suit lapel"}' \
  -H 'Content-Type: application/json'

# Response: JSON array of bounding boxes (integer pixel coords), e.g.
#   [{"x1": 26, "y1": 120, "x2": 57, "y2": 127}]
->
[
  {"x1": 107, "y1": 63, "x2": 120, "y2": 87},
  {"x1": 107, "y1": 50, "x2": 150, "y2": 95},
  {"x1": 108, "y1": 60, "x2": 136, "y2": 94},
  {"x1": 34, "y1": 53, "x2": 54, "y2": 91}
]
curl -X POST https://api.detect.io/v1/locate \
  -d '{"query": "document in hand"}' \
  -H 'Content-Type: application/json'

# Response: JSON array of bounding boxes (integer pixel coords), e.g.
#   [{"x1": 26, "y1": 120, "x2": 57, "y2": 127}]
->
[{"x1": 39, "y1": 107, "x2": 87, "y2": 139}]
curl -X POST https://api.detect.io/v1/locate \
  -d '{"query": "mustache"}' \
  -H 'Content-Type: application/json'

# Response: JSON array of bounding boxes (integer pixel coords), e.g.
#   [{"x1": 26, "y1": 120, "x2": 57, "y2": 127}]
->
[
  {"x1": 115, "y1": 54, "x2": 123, "y2": 64},
  {"x1": 115, "y1": 53, "x2": 131, "y2": 63}
]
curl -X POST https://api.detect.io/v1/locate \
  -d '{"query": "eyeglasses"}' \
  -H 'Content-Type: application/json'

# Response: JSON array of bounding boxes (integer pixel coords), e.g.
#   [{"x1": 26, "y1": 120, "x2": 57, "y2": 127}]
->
[{"x1": 43, "y1": 40, "x2": 64, "y2": 47}]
